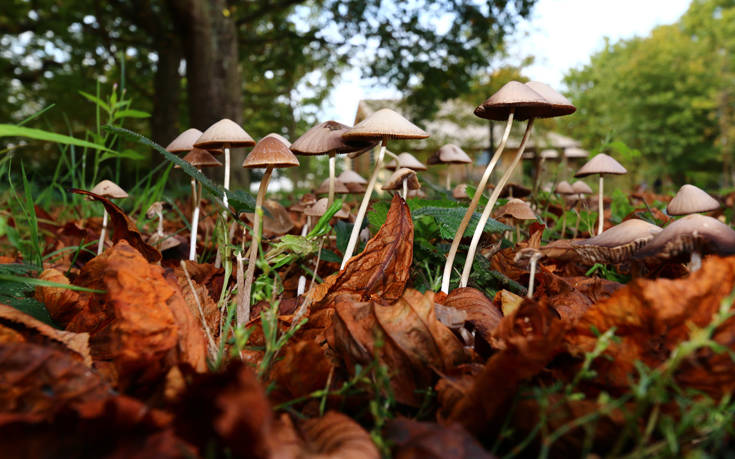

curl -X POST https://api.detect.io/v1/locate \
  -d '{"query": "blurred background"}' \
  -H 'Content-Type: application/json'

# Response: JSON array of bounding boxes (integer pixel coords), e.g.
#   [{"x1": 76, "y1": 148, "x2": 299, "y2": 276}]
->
[{"x1": 1, "y1": 0, "x2": 733, "y2": 193}]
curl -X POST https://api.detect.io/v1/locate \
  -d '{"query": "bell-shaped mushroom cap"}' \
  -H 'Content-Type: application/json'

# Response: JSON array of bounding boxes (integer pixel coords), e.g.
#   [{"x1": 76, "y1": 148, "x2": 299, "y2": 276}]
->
[
  {"x1": 291, "y1": 120, "x2": 350, "y2": 155},
  {"x1": 194, "y1": 118, "x2": 255, "y2": 148},
  {"x1": 290, "y1": 193, "x2": 317, "y2": 212},
  {"x1": 573, "y1": 219, "x2": 662, "y2": 264},
  {"x1": 304, "y1": 198, "x2": 351, "y2": 218},
  {"x1": 635, "y1": 214, "x2": 735, "y2": 260},
  {"x1": 474, "y1": 81, "x2": 551, "y2": 121},
  {"x1": 242, "y1": 199, "x2": 294, "y2": 236},
  {"x1": 385, "y1": 152, "x2": 427, "y2": 171},
  {"x1": 555, "y1": 180, "x2": 575, "y2": 195},
  {"x1": 571, "y1": 180, "x2": 593, "y2": 195},
  {"x1": 148, "y1": 233, "x2": 182, "y2": 251},
  {"x1": 428, "y1": 144, "x2": 472, "y2": 165},
  {"x1": 263, "y1": 133, "x2": 291, "y2": 148},
  {"x1": 575, "y1": 153, "x2": 627, "y2": 177},
  {"x1": 178, "y1": 148, "x2": 223, "y2": 168},
  {"x1": 525, "y1": 81, "x2": 576, "y2": 117},
  {"x1": 407, "y1": 188, "x2": 427, "y2": 199},
  {"x1": 242, "y1": 135, "x2": 300, "y2": 169},
  {"x1": 146, "y1": 201, "x2": 166, "y2": 219},
  {"x1": 494, "y1": 182, "x2": 532, "y2": 198},
  {"x1": 342, "y1": 108, "x2": 429, "y2": 140},
  {"x1": 453, "y1": 183, "x2": 470, "y2": 199},
  {"x1": 337, "y1": 169, "x2": 368, "y2": 185},
  {"x1": 166, "y1": 128, "x2": 203, "y2": 153},
  {"x1": 381, "y1": 168, "x2": 421, "y2": 191},
  {"x1": 666, "y1": 184, "x2": 720, "y2": 216},
  {"x1": 497, "y1": 198, "x2": 536, "y2": 220},
  {"x1": 315, "y1": 178, "x2": 350, "y2": 195},
  {"x1": 91, "y1": 179, "x2": 128, "y2": 199},
  {"x1": 337, "y1": 203, "x2": 352, "y2": 219}
]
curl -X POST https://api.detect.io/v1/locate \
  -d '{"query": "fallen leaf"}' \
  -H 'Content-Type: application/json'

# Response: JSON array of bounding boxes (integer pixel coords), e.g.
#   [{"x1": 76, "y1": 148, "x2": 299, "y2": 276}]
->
[
  {"x1": 385, "y1": 417, "x2": 494, "y2": 459},
  {"x1": 34, "y1": 268, "x2": 82, "y2": 326},
  {"x1": 442, "y1": 287, "x2": 502, "y2": 345},
  {"x1": 268, "y1": 339, "x2": 336, "y2": 410},
  {"x1": 300, "y1": 411, "x2": 379, "y2": 458}
]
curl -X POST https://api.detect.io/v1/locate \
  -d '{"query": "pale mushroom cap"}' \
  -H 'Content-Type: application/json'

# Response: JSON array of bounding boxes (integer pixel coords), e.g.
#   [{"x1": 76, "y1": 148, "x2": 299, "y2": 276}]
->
[
  {"x1": 635, "y1": 214, "x2": 735, "y2": 259},
  {"x1": 407, "y1": 188, "x2": 427, "y2": 198},
  {"x1": 304, "y1": 198, "x2": 329, "y2": 217},
  {"x1": 381, "y1": 168, "x2": 420, "y2": 191},
  {"x1": 453, "y1": 183, "x2": 469, "y2": 199},
  {"x1": 555, "y1": 180, "x2": 575, "y2": 195},
  {"x1": 575, "y1": 153, "x2": 627, "y2": 177},
  {"x1": 337, "y1": 169, "x2": 368, "y2": 185},
  {"x1": 315, "y1": 178, "x2": 350, "y2": 195},
  {"x1": 146, "y1": 201, "x2": 165, "y2": 219},
  {"x1": 571, "y1": 181, "x2": 593, "y2": 195},
  {"x1": 342, "y1": 108, "x2": 429, "y2": 140},
  {"x1": 148, "y1": 233, "x2": 182, "y2": 251},
  {"x1": 667, "y1": 184, "x2": 720, "y2": 216},
  {"x1": 386, "y1": 152, "x2": 427, "y2": 171},
  {"x1": 194, "y1": 118, "x2": 255, "y2": 148},
  {"x1": 428, "y1": 144, "x2": 472, "y2": 165},
  {"x1": 242, "y1": 199, "x2": 294, "y2": 235},
  {"x1": 179, "y1": 148, "x2": 223, "y2": 168},
  {"x1": 291, "y1": 120, "x2": 350, "y2": 155},
  {"x1": 344, "y1": 182, "x2": 367, "y2": 194},
  {"x1": 525, "y1": 81, "x2": 576, "y2": 116},
  {"x1": 91, "y1": 179, "x2": 128, "y2": 199},
  {"x1": 263, "y1": 133, "x2": 291, "y2": 148},
  {"x1": 572, "y1": 219, "x2": 663, "y2": 264},
  {"x1": 474, "y1": 81, "x2": 551, "y2": 121},
  {"x1": 497, "y1": 198, "x2": 536, "y2": 220},
  {"x1": 242, "y1": 135, "x2": 300, "y2": 169},
  {"x1": 166, "y1": 128, "x2": 203, "y2": 153}
]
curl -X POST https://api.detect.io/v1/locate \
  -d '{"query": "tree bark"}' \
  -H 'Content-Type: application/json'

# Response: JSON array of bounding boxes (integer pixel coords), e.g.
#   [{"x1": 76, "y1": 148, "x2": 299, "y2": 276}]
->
[{"x1": 151, "y1": 44, "x2": 183, "y2": 145}]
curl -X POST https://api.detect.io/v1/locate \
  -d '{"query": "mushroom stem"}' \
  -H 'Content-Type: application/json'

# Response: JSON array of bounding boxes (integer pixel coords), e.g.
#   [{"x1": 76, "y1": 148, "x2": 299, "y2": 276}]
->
[
  {"x1": 238, "y1": 167, "x2": 274, "y2": 326},
  {"x1": 573, "y1": 196, "x2": 581, "y2": 238},
  {"x1": 515, "y1": 223, "x2": 520, "y2": 244},
  {"x1": 598, "y1": 175, "x2": 604, "y2": 235},
  {"x1": 97, "y1": 209, "x2": 108, "y2": 255},
  {"x1": 223, "y1": 144, "x2": 231, "y2": 211},
  {"x1": 527, "y1": 252, "x2": 542, "y2": 298},
  {"x1": 445, "y1": 170, "x2": 451, "y2": 190},
  {"x1": 328, "y1": 152, "x2": 336, "y2": 208},
  {"x1": 689, "y1": 250, "x2": 702, "y2": 272},
  {"x1": 341, "y1": 139, "x2": 387, "y2": 269},
  {"x1": 189, "y1": 171, "x2": 202, "y2": 261},
  {"x1": 156, "y1": 210, "x2": 164, "y2": 237},
  {"x1": 440, "y1": 110, "x2": 515, "y2": 293},
  {"x1": 402, "y1": 178, "x2": 408, "y2": 199},
  {"x1": 459, "y1": 118, "x2": 534, "y2": 288},
  {"x1": 190, "y1": 177, "x2": 197, "y2": 213}
]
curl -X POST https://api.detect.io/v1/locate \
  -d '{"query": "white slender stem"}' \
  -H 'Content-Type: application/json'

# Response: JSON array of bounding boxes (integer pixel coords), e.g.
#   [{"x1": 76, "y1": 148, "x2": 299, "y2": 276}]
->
[
  {"x1": 402, "y1": 178, "x2": 408, "y2": 199},
  {"x1": 328, "y1": 152, "x2": 336, "y2": 207},
  {"x1": 598, "y1": 175, "x2": 604, "y2": 235},
  {"x1": 440, "y1": 110, "x2": 514, "y2": 294},
  {"x1": 341, "y1": 139, "x2": 387, "y2": 269},
  {"x1": 689, "y1": 250, "x2": 702, "y2": 272},
  {"x1": 97, "y1": 210, "x2": 108, "y2": 255},
  {"x1": 189, "y1": 206, "x2": 200, "y2": 261},
  {"x1": 460, "y1": 118, "x2": 534, "y2": 288},
  {"x1": 223, "y1": 145, "x2": 231, "y2": 210},
  {"x1": 297, "y1": 275, "x2": 307, "y2": 296},
  {"x1": 527, "y1": 253, "x2": 542, "y2": 298},
  {"x1": 446, "y1": 171, "x2": 451, "y2": 190},
  {"x1": 156, "y1": 211, "x2": 163, "y2": 237}
]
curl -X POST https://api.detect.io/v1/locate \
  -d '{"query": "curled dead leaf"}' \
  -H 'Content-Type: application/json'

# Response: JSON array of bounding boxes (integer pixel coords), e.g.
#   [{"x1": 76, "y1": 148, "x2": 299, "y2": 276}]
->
[
  {"x1": 35, "y1": 268, "x2": 82, "y2": 326},
  {"x1": 300, "y1": 411, "x2": 379, "y2": 459},
  {"x1": 442, "y1": 287, "x2": 502, "y2": 346}
]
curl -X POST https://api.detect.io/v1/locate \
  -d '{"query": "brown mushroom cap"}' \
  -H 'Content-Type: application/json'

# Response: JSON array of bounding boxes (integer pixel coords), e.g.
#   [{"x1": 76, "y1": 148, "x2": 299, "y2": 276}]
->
[
  {"x1": 453, "y1": 183, "x2": 470, "y2": 200},
  {"x1": 490, "y1": 182, "x2": 531, "y2": 198},
  {"x1": 474, "y1": 81, "x2": 551, "y2": 121},
  {"x1": 291, "y1": 120, "x2": 371, "y2": 155},
  {"x1": 178, "y1": 148, "x2": 223, "y2": 168},
  {"x1": 146, "y1": 201, "x2": 166, "y2": 219},
  {"x1": 574, "y1": 153, "x2": 627, "y2": 177},
  {"x1": 428, "y1": 144, "x2": 472, "y2": 165},
  {"x1": 194, "y1": 118, "x2": 255, "y2": 148},
  {"x1": 497, "y1": 198, "x2": 536, "y2": 220},
  {"x1": 381, "y1": 168, "x2": 420, "y2": 191},
  {"x1": 263, "y1": 133, "x2": 291, "y2": 148},
  {"x1": 315, "y1": 178, "x2": 350, "y2": 195},
  {"x1": 303, "y1": 197, "x2": 349, "y2": 218},
  {"x1": 555, "y1": 180, "x2": 575, "y2": 195},
  {"x1": 406, "y1": 188, "x2": 427, "y2": 199},
  {"x1": 342, "y1": 108, "x2": 429, "y2": 140},
  {"x1": 337, "y1": 169, "x2": 368, "y2": 186},
  {"x1": 385, "y1": 152, "x2": 427, "y2": 171},
  {"x1": 91, "y1": 180, "x2": 128, "y2": 199},
  {"x1": 635, "y1": 214, "x2": 735, "y2": 260},
  {"x1": 525, "y1": 81, "x2": 577, "y2": 117},
  {"x1": 571, "y1": 181, "x2": 593, "y2": 195},
  {"x1": 242, "y1": 135, "x2": 300, "y2": 169},
  {"x1": 666, "y1": 184, "x2": 720, "y2": 216},
  {"x1": 147, "y1": 233, "x2": 182, "y2": 251},
  {"x1": 573, "y1": 219, "x2": 662, "y2": 264},
  {"x1": 166, "y1": 128, "x2": 203, "y2": 153},
  {"x1": 242, "y1": 199, "x2": 294, "y2": 236}
]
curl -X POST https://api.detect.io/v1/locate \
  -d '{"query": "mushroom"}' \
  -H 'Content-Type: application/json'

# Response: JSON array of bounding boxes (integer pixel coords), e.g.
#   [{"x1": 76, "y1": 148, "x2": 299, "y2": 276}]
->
[
  {"x1": 178, "y1": 148, "x2": 222, "y2": 261},
  {"x1": 238, "y1": 135, "x2": 299, "y2": 325},
  {"x1": 241, "y1": 199, "x2": 294, "y2": 238},
  {"x1": 453, "y1": 184, "x2": 470, "y2": 200},
  {"x1": 428, "y1": 144, "x2": 472, "y2": 190},
  {"x1": 496, "y1": 198, "x2": 536, "y2": 243},
  {"x1": 440, "y1": 81, "x2": 557, "y2": 293},
  {"x1": 291, "y1": 193, "x2": 318, "y2": 235},
  {"x1": 340, "y1": 108, "x2": 429, "y2": 269},
  {"x1": 146, "y1": 202, "x2": 182, "y2": 253},
  {"x1": 634, "y1": 214, "x2": 735, "y2": 272},
  {"x1": 555, "y1": 180, "x2": 575, "y2": 237},
  {"x1": 338, "y1": 169, "x2": 368, "y2": 194},
  {"x1": 90, "y1": 180, "x2": 128, "y2": 255},
  {"x1": 315, "y1": 178, "x2": 350, "y2": 196},
  {"x1": 458, "y1": 82, "x2": 576, "y2": 289},
  {"x1": 667, "y1": 184, "x2": 720, "y2": 216},
  {"x1": 514, "y1": 248, "x2": 544, "y2": 298},
  {"x1": 572, "y1": 219, "x2": 662, "y2": 265},
  {"x1": 146, "y1": 201, "x2": 166, "y2": 238},
  {"x1": 571, "y1": 180, "x2": 593, "y2": 237},
  {"x1": 574, "y1": 153, "x2": 627, "y2": 235},
  {"x1": 385, "y1": 152, "x2": 427, "y2": 172},
  {"x1": 381, "y1": 167, "x2": 421, "y2": 199},
  {"x1": 166, "y1": 128, "x2": 203, "y2": 153}
]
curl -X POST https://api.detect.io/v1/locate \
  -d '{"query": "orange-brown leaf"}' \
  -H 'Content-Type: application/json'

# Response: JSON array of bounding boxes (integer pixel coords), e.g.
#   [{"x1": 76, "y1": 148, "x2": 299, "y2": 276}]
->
[{"x1": 300, "y1": 411, "x2": 379, "y2": 458}]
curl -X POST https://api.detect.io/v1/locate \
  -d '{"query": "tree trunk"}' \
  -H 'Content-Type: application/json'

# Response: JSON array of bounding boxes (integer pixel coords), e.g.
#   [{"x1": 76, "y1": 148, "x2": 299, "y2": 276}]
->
[{"x1": 151, "y1": 45, "x2": 183, "y2": 146}]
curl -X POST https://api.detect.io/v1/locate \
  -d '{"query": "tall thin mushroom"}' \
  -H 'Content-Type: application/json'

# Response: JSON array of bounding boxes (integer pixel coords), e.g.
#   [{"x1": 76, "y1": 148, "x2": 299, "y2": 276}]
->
[
  {"x1": 91, "y1": 180, "x2": 128, "y2": 255},
  {"x1": 340, "y1": 108, "x2": 429, "y2": 269},
  {"x1": 459, "y1": 82, "x2": 576, "y2": 288},
  {"x1": 574, "y1": 153, "x2": 627, "y2": 235},
  {"x1": 382, "y1": 168, "x2": 421, "y2": 199}
]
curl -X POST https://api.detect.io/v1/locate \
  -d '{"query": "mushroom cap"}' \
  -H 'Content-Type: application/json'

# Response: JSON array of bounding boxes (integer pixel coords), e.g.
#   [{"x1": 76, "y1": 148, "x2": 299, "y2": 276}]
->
[
  {"x1": 385, "y1": 152, "x2": 427, "y2": 171},
  {"x1": 146, "y1": 201, "x2": 166, "y2": 219},
  {"x1": 194, "y1": 118, "x2": 256, "y2": 148},
  {"x1": 573, "y1": 219, "x2": 663, "y2": 264},
  {"x1": 474, "y1": 81, "x2": 553, "y2": 121},
  {"x1": 571, "y1": 180, "x2": 593, "y2": 195},
  {"x1": 428, "y1": 144, "x2": 472, "y2": 165},
  {"x1": 381, "y1": 168, "x2": 421, "y2": 191},
  {"x1": 290, "y1": 193, "x2": 317, "y2": 213},
  {"x1": 574, "y1": 153, "x2": 627, "y2": 177},
  {"x1": 525, "y1": 81, "x2": 576, "y2": 117},
  {"x1": 407, "y1": 188, "x2": 427, "y2": 199},
  {"x1": 91, "y1": 179, "x2": 128, "y2": 199},
  {"x1": 342, "y1": 108, "x2": 429, "y2": 140},
  {"x1": 291, "y1": 120, "x2": 374, "y2": 155},
  {"x1": 315, "y1": 178, "x2": 350, "y2": 195},
  {"x1": 555, "y1": 180, "x2": 575, "y2": 195},
  {"x1": 178, "y1": 148, "x2": 223, "y2": 168},
  {"x1": 262, "y1": 133, "x2": 291, "y2": 148},
  {"x1": 166, "y1": 128, "x2": 203, "y2": 153},
  {"x1": 337, "y1": 169, "x2": 368, "y2": 185},
  {"x1": 242, "y1": 135, "x2": 300, "y2": 169},
  {"x1": 242, "y1": 199, "x2": 294, "y2": 236},
  {"x1": 147, "y1": 233, "x2": 182, "y2": 251},
  {"x1": 453, "y1": 183, "x2": 470, "y2": 200},
  {"x1": 497, "y1": 198, "x2": 536, "y2": 220},
  {"x1": 490, "y1": 182, "x2": 532, "y2": 198},
  {"x1": 666, "y1": 184, "x2": 720, "y2": 216},
  {"x1": 635, "y1": 214, "x2": 735, "y2": 260},
  {"x1": 303, "y1": 197, "x2": 349, "y2": 218}
]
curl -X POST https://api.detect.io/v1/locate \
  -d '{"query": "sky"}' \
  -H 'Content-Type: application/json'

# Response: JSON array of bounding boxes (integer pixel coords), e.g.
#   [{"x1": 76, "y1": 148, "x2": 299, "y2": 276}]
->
[{"x1": 319, "y1": 0, "x2": 692, "y2": 124}]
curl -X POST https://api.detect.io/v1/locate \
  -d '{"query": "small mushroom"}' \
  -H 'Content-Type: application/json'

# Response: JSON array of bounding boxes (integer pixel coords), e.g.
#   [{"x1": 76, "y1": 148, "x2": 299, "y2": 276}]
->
[
  {"x1": 381, "y1": 167, "x2": 420, "y2": 199},
  {"x1": 428, "y1": 144, "x2": 472, "y2": 190},
  {"x1": 241, "y1": 199, "x2": 294, "y2": 237},
  {"x1": 514, "y1": 248, "x2": 544, "y2": 298},
  {"x1": 667, "y1": 184, "x2": 720, "y2": 216},
  {"x1": 166, "y1": 128, "x2": 203, "y2": 153},
  {"x1": 572, "y1": 219, "x2": 662, "y2": 265},
  {"x1": 315, "y1": 178, "x2": 350, "y2": 196},
  {"x1": 574, "y1": 153, "x2": 627, "y2": 235},
  {"x1": 496, "y1": 198, "x2": 536, "y2": 243},
  {"x1": 178, "y1": 148, "x2": 222, "y2": 261},
  {"x1": 338, "y1": 169, "x2": 368, "y2": 194},
  {"x1": 570, "y1": 180, "x2": 593, "y2": 237},
  {"x1": 453, "y1": 183, "x2": 470, "y2": 200},
  {"x1": 90, "y1": 180, "x2": 128, "y2": 255},
  {"x1": 385, "y1": 152, "x2": 427, "y2": 172}
]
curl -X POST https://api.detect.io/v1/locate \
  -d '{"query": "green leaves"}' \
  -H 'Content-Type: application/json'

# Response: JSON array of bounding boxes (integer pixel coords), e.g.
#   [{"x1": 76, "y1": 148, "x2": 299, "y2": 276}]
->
[
  {"x1": 0, "y1": 124, "x2": 110, "y2": 152},
  {"x1": 413, "y1": 206, "x2": 511, "y2": 239}
]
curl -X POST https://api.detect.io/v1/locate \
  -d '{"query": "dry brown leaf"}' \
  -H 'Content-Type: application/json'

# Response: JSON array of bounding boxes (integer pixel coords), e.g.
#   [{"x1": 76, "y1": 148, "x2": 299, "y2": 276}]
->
[
  {"x1": 385, "y1": 417, "x2": 494, "y2": 459},
  {"x1": 300, "y1": 411, "x2": 379, "y2": 459},
  {"x1": 268, "y1": 339, "x2": 336, "y2": 409},
  {"x1": 35, "y1": 268, "x2": 82, "y2": 326},
  {"x1": 442, "y1": 287, "x2": 502, "y2": 345},
  {"x1": 173, "y1": 269, "x2": 220, "y2": 338}
]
